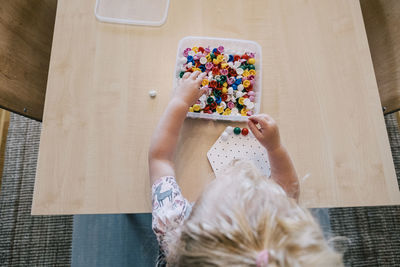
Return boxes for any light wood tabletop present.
[32,0,400,215]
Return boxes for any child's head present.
[165,160,343,266]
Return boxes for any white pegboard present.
[207,127,271,177]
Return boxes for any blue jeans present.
[71,214,158,267]
[71,210,330,267]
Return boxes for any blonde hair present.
[164,160,343,266]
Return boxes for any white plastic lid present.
[95,0,170,26]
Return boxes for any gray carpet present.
[0,114,73,266]
[0,112,399,266]
[328,114,400,267]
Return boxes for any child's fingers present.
[196,72,207,82]
[190,71,201,80]
[182,72,191,79]
[248,120,263,140]
[199,87,208,96]
[249,115,268,129]
[256,114,277,129]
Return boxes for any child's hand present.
[248,114,281,151]
[174,71,208,107]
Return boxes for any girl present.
[148,71,343,266]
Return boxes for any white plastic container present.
[95,0,170,27]
[173,36,262,122]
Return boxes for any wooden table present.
[32,0,400,215]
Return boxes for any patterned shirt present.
[152,176,192,251]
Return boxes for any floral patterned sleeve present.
[152,176,192,249]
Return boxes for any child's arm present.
[148,71,207,185]
[248,114,299,200]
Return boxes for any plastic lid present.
[95,0,170,26]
